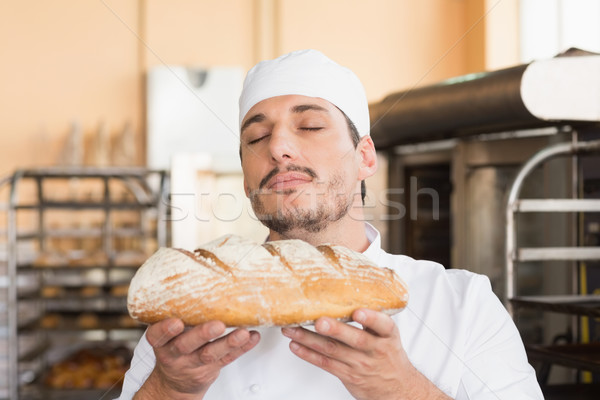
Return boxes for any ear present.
[357,136,378,180]
[243,177,250,198]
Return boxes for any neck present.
[268,213,370,252]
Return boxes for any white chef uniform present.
[115,223,543,400]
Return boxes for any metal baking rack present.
[0,167,169,400]
[506,138,600,392]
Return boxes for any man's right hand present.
[133,318,260,399]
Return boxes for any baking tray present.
[510,295,600,318]
[526,342,600,372]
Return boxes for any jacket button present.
[250,384,261,393]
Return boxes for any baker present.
[117,49,543,399]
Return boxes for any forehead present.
[241,95,339,125]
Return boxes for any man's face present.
[239,95,366,236]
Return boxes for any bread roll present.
[77,313,99,328]
[127,235,408,327]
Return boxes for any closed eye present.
[300,127,323,131]
[247,135,268,145]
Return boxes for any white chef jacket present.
[116,224,543,399]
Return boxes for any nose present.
[268,124,297,163]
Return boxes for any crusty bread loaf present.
[127,234,408,327]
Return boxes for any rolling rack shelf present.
[506,139,600,380]
[0,167,170,400]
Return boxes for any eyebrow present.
[240,113,266,135]
[291,103,330,114]
[240,103,330,136]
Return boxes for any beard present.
[249,166,353,235]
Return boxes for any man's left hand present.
[281,308,450,400]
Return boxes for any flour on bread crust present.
[127,234,409,327]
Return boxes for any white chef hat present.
[239,49,370,137]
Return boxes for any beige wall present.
[0,1,141,176]
[0,0,491,177]
[484,0,520,70]
[277,0,480,102]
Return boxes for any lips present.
[266,172,313,191]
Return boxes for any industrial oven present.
[369,49,600,397]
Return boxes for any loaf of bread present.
[127,234,409,327]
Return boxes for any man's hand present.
[134,318,260,399]
[281,309,451,400]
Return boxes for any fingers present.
[142,320,261,395]
[288,336,349,376]
[148,318,261,368]
[171,322,226,356]
[282,311,408,400]
[282,309,397,357]
[192,328,255,365]
[146,318,186,347]
[281,324,353,374]
[147,319,226,353]
[351,308,396,338]
[315,318,359,345]
[312,309,395,352]
[217,330,261,366]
